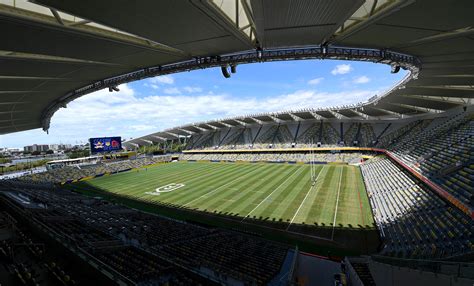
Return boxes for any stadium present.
[0,1,473,285]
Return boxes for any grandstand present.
[1,0,474,285]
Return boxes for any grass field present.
[75,161,374,238]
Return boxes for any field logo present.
[145,183,185,195]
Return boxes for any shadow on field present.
[67,182,381,257]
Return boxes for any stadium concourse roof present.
[1,1,473,137]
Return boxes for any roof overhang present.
[0,0,472,136]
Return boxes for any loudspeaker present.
[221,66,231,78]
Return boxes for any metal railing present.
[372,254,474,280]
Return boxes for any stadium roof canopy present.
[1,0,473,136]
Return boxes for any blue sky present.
[0,60,406,148]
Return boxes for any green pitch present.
[76,162,374,231]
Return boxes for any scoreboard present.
[89,137,122,154]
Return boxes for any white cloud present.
[353,75,370,84]
[163,87,181,94]
[331,64,352,75]
[307,77,324,85]
[129,124,156,132]
[149,75,174,85]
[182,86,203,93]
[55,85,378,132]
[0,83,382,148]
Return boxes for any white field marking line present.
[145,183,186,195]
[241,166,305,222]
[330,167,344,241]
[182,165,267,207]
[136,163,249,197]
[286,166,326,231]
[107,163,219,191]
[135,164,232,199]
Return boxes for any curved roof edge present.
[121,47,426,147]
[41,45,420,132]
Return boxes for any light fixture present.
[221,66,231,78]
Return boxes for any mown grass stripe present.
[154,163,255,203]
[330,166,344,240]
[267,166,316,221]
[181,164,268,207]
[90,162,236,197]
[286,166,326,230]
[88,162,212,191]
[220,165,299,214]
[76,162,373,231]
[138,163,243,198]
[242,165,305,222]
[234,165,309,218]
[304,166,337,224]
[165,164,258,205]
[198,163,282,211]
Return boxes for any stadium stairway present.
[346,257,376,286]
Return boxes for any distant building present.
[23,144,50,153]
[48,144,71,151]
[49,144,59,151]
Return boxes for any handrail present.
[344,257,365,286]
[371,254,474,279]
[372,254,474,267]
[287,246,299,285]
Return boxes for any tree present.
[67,149,90,159]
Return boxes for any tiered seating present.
[254,125,279,147]
[181,113,471,156]
[297,123,321,144]
[361,157,474,259]
[179,152,368,163]
[220,127,253,147]
[344,123,358,145]
[359,123,376,147]
[0,212,78,285]
[43,220,122,247]
[387,119,434,150]
[321,123,340,145]
[193,131,221,149]
[19,156,170,184]
[375,120,425,148]
[95,247,171,283]
[159,231,288,285]
[272,125,294,148]
[1,183,289,285]
[95,247,212,285]
[388,113,473,208]
[437,164,474,207]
